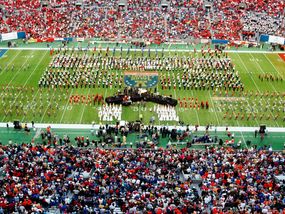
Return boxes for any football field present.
[0,48,284,127]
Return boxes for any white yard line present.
[5,50,35,86]
[249,53,279,93]
[40,90,57,123]
[59,89,74,123]
[20,51,51,122]
[235,55,262,93]
[2,51,46,121]
[244,98,259,126]
[0,50,22,75]
[208,91,221,126]
[249,53,281,126]
[263,53,284,78]
[236,53,279,127]
[22,51,48,85]
[227,100,249,149]
[20,88,40,122]
[190,91,201,126]
[228,101,241,128]
[79,88,91,124]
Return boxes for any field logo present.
[124,71,158,88]
[278,53,285,62]
[0,49,8,58]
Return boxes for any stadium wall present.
[1,122,285,133]
[260,34,285,45]
[0,31,26,41]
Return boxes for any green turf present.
[0,127,284,151]
[0,39,275,52]
[0,50,284,127]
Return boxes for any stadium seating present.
[0,0,283,42]
[0,143,284,213]
[0,0,285,213]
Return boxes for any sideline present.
[0,122,284,133]
[0,47,284,54]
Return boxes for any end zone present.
[278,53,285,62]
[0,49,8,58]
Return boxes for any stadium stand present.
[0,0,284,42]
[0,143,284,213]
[0,0,285,213]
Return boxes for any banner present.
[36,38,55,43]
[1,32,18,41]
[75,38,85,42]
[200,39,209,44]
[54,38,65,41]
[260,34,269,42]
[124,71,159,88]
[1,31,26,41]
[17,32,26,39]
[260,34,285,44]
[268,35,285,45]
[64,38,73,42]
[212,39,228,44]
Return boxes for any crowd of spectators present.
[210,0,284,40]
[242,12,282,40]
[0,0,284,42]
[0,141,284,213]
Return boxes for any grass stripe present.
[0,50,283,127]
[236,53,279,127]
[0,50,23,75]
[208,91,220,126]
[249,53,278,93]
[59,89,74,123]
[263,53,284,78]
[190,90,200,125]
[79,88,91,124]
[5,51,35,86]
[2,51,47,121]
[40,90,57,123]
